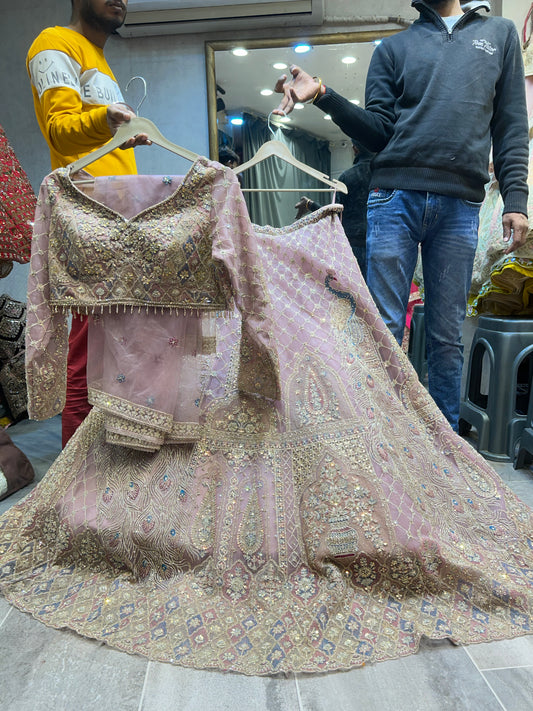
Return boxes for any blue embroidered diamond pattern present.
[472,607,489,624]
[0,560,15,579]
[510,609,530,630]
[174,639,192,661]
[345,615,361,638]
[270,620,287,640]
[186,615,203,636]
[387,597,402,612]
[38,602,60,616]
[356,640,373,657]
[34,578,53,594]
[235,636,253,656]
[65,583,83,599]
[267,643,286,670]
[319,638,336,657]
[522,568,533,583]
[242,615,258,632]
[316,604,329,630]
[87,605,102,622]
[421,600,438,617]
[436,618,452,634]
[400,618,414,632]
[120,603,135,618]
[59,565,75,577]
[492,581,510,603]
[151,621,167,641]
[102,623,120,637]
[165,596,180,614]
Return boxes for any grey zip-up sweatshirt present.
[315,0,528,214]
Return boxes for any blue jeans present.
[366,189,480,431]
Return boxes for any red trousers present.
[62,314,92,447]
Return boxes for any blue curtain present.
[240,113,331,227]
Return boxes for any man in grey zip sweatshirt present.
[274,0,529,433]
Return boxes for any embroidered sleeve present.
[211,166,280,401]
[25,176,69,419]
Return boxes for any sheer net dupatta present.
[87,310,217,451]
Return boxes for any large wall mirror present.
[205,30,397,226]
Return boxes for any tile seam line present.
[0,605,12,629]
[137,659,151,711]
[464,647,508,711]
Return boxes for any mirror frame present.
[205,30,399,160]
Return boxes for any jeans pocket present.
[367,188,397,206]
[460,198,483,208]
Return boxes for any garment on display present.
[235,114,347,195]
[1,159,533,676]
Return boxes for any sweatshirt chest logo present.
[472,39,497,56]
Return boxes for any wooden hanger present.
[234,113,347,194]
[68,76,198,174]
[67,116,199,174]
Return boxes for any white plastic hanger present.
[68,76,199,174]
[234,113,348,194]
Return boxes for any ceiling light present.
[323,114,332,121]
[230,117,244,125]
[232,48,248,57]
[350,99,361,105]
[342,56,356,64]
[273,62,287,70]
[373,40,382,46]
[261,89,273,96]
[294,44,311,54]
[294,103,304,110]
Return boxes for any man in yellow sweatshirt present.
[27,0,148,446]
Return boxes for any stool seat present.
[459,315,533,461]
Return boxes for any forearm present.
[314,88,392,153]
[42,88,112,155]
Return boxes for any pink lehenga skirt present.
[1,207,533,675]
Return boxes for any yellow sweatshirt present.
[27,26,137,176]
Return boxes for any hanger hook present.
[125,75,147,116]
[267,110,285,138]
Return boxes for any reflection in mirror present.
[206,32,396,227]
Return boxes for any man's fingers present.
[274,74,288,93]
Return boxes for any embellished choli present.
[26,159,279,448]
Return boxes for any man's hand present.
[502,212,529,254]
[273,65,322,116]
[106,102,151,149]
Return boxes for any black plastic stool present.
[407,304,427,383]
[459,315,533,461]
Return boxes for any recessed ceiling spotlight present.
[230,117,244,125]
[373,40,382,46]
[342,56,356,64]
[261,89,273,96]
[294,44,311,54]
[294,103,305,110]
[232,48,248,57]
[350,99,361,105]
[323,114,332,121]
[273,62,288,70]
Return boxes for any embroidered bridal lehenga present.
[0,158,532,675]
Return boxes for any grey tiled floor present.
[1,401,533,709]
